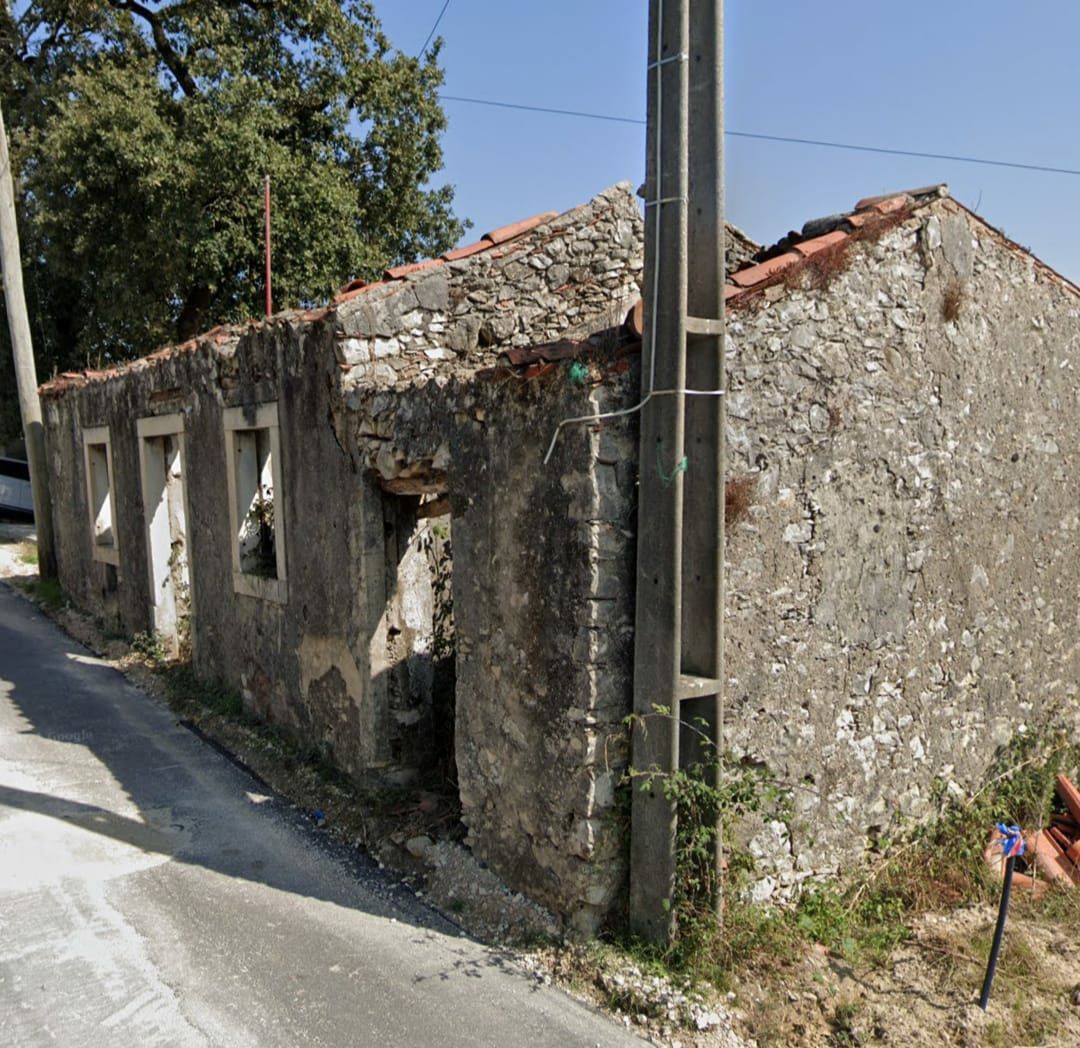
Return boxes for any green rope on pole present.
[566,361,590,386]
[656,442,689,486]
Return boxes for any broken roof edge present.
[724,183,1079,310]
[37,324,243,399]
[37,182,643,400]
[332,181,638,305]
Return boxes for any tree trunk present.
[177,285,211,341]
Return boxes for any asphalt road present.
[0,582,643,1047]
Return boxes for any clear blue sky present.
[374,2,1080,282]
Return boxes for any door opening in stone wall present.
[382,486,456,796]
[137,417,191,658]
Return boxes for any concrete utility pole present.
[0,100,56,577]
[630,0,725,943]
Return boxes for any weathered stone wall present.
[342,351,639,933]
[40,322,392,777]
[39,184,646,931]
[331,183,644,389]
[723,198,1079,898]
[41,182,1075,932]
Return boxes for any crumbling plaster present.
[40,183,646,932]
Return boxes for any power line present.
[440,94,645,127]
[418,1,452,58]
[726,130,1080,179]
[438,94,1080,178]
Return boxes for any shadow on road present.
[0,581,531,989]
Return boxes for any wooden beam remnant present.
[416,495,451,519]
[376,470,448,497]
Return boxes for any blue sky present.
[374,2,1080,282]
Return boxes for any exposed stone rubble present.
[332,183,644,390]
[38,184,645,934]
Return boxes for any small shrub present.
[17,576,66,611]
[804,241,852,291]
[941,279,964,322]
[725,475,758,526]
[131,630,168,664]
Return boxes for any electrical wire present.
[440,94,645,126]
[418,0,452,58]
[439,94,1080,178]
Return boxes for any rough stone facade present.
[40,184,644,932]
[721,194,1079,898]
[38,181,1078,929]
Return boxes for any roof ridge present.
[37,183,642,398]
[724,186,948,308]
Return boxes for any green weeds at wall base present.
[15,575,66,612]
[621,722,1080,994]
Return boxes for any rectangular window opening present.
[83,427,118,565]
[235,428,277,578]
[224,404,286,602]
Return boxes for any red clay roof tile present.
[729,252,800,288]
[872,195,911,215]
[793,230,849,258]
[442,238,493,262]
[332,285,370,305]
[854,192,911,214]
[384,257,445,281]
[484,211,558,246]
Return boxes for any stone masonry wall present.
[723,198,1079,899]
[342,351,639,934]
[331,183,644,390]
[39,184,646,931]
[41,181,1076,931]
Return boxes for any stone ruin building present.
[40,182,1078,930]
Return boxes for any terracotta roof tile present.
[721,185,953,310]
[793,230,848,259]
[442,238,493,262]
[332,285,371,305]
[383,257,444,281]
[484,211,559,246]
[729,252,800,288]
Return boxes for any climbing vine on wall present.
[420,520,454,662]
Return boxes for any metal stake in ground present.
[979,823,1024,1010]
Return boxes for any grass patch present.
[159,661,244,719]
[16,575,66,611]
[615,728,1080,992]
[19,545,38,566]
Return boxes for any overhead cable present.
[418,0,452,58]
[439,94,1080,177]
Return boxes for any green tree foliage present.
[0,0,464,443]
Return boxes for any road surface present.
[0,581,642,1047]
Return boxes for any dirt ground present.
[3,532,1079,1047]
[733,903,1080,1047]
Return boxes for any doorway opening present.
[381,479,456,794]
[137,416,191,657]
